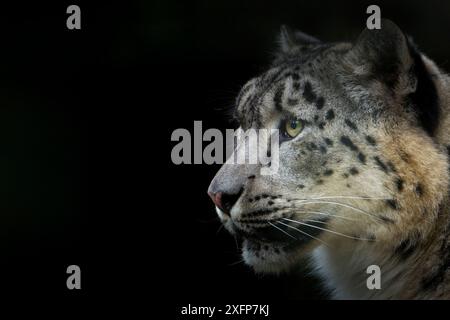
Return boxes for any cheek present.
[280,142,332,180]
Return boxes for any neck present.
[311,202,450,299]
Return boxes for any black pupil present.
[290,120,297,129]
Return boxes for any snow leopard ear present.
[278,25,321,53]
[347,19,414,90]
[348,19,440,136]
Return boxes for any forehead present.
[235,43,352,128]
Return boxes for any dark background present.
[0,0,449,302]
[158,0,450,302]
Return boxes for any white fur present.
[312,243,410,299]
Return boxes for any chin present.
[215,206,323,274]
[241,238,313,274]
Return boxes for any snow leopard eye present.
[281,118,304,139]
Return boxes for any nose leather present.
[208,191,223,210]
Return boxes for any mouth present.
[218,209,331,273]
[230,215,330,251]
[236,217,329,273]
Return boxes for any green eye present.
[284,118,304,138]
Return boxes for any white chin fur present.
[241,240,299,274]
[216,206,227,220]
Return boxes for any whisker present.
[276,221,329,247]
[227,259,245,267]
[308,196,390,201]
[294,210,356,222]
[216,224,225,235]
[268,221,297,240]
[304,219,328,225]
[282,218,376,242]
[232,235,240,250]
[236,210,355,225]
[290,199,381,222]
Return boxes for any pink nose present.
[207,189,242,216]
[208,191,224,211]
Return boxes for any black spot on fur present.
[380,216,395,224]
[395,178,404,192]
[324,138,333,146]
[248,175,255,179]
[254,196,261,201]
[274,85,284,111]
[358,152,366,164]
[293,82,301,91]
[415,183,424,196]
[315,97,325,109]
[290,72,300,81]
[325,109,335,120]
[303,81,317,103]
[399,150,410,163]
[366,136,377,146]
[268,201,274,205]
[287,98,298,106]
[374,156,389,173]
[308,142,317,150]
[313,115,319,123]
[324,169,333,176]
[387,161,397,173]
[317,179,324,184]
[319,146,327,154]
[386,199,399,210]
[344,119,358,131]
[318,122,326,130]
[298,184,304,189]
[349,167,359,175]
[394,237,419,260]
[262,194,269,198]
[340,136,358,151]
[346,183,351,188]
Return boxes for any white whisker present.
[294,210,356,222]
[291,199,380,222]
[227,259,245,267]
[304,219,328,225]
[282,218,376,242]
[309,196,389,201]
[276,221,329,246]
[216,224,225,235]
[268,221,297,240]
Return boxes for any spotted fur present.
[208,20,450,299]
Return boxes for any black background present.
[0,0,449,305]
